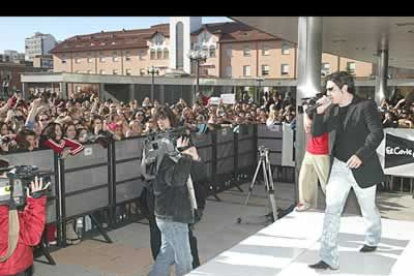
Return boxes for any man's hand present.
[316,95,332,114]
[182,146,200,161]
[347,154,362,169]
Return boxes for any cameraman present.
[144,105,206,276]
[0,159,47,276]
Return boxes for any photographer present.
[0,159,47,276]
[144,105,207,276]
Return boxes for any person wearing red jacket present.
[40,122,84,158]
[0,160,47,276]
[40,122,84,245]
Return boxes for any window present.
[226,66,232,77]
[61,55,66,64]
[243,65,251,77]
[139,50,145,60]
[282,43,290,55]
[322,63,331,76]
[126,69,132,76]
[262,64,270,76]
[157,49,162,59]
[243,45,251,57]
[113,69,119,75]
[262,44,270,56]
[125,51,131,61]
[75,57,81,64]
[99,52,105,62]
[87,52,93,63]
[113,51,118,62]
[100,70,105,75]
[154,34,164,46]
[209,45,216,58]
[347,62,356,74]
[150,49,156,60]
[281,64,289,75]
[163,48,169,59]
[140,68,146,76]
[202,45,208,54]
[226,45,232,57]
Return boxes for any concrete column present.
[160,84,165,104]
[99,83,105,101]
[60,82,67,99]
[295,17,323,179]
[129,84,135,102]
[22,82,28,100]
[375,34,389,105]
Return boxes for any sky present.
[0,16,232,53]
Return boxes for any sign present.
[209,97,221,105]
[220,93,235,104]
[84,147,93,156]
[385,134,414,169]
[377,128,414,177]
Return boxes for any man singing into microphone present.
[309,71,385,271]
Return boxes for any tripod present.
[237,146,278,224]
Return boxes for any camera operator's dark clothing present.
[140,158,208,268]
[152,154,194,224]
[0,197,46,276]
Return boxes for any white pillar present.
[295,17,323,176]
[375,34,389,105]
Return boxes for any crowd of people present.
[0,89,298,154]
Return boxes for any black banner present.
[385,133,414,169]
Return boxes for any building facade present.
[33,54,54,70]
[51,17,374,80]
[25,32,57,61]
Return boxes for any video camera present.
[142,127,193,180]
[0,165,52,207]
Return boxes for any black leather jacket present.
[152,153,195,224]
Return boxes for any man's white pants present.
[320,158,382,269]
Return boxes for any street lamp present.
[147,66,159,102]
[188,50,208,104]
[256,76,265,104]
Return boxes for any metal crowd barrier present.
[1,124,297,251]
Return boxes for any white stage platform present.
[187,211,414,276]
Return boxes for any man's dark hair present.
[325,71,356,95]
[153,105,178,128]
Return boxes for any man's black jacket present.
[311,96,385,188]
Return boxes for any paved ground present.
[32,181,414,276]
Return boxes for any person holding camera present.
[295,101,330,212]
[0,159,47,276]
[144,105,207,276]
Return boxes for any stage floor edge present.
[186,211,414,276]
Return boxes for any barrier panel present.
[3,149,57,223]
[215,128,235,176]
[257,124,283,166]
[191,132,213,180]
[113,137,146,205]
[237,125,256,172]
[63,143,110,219]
